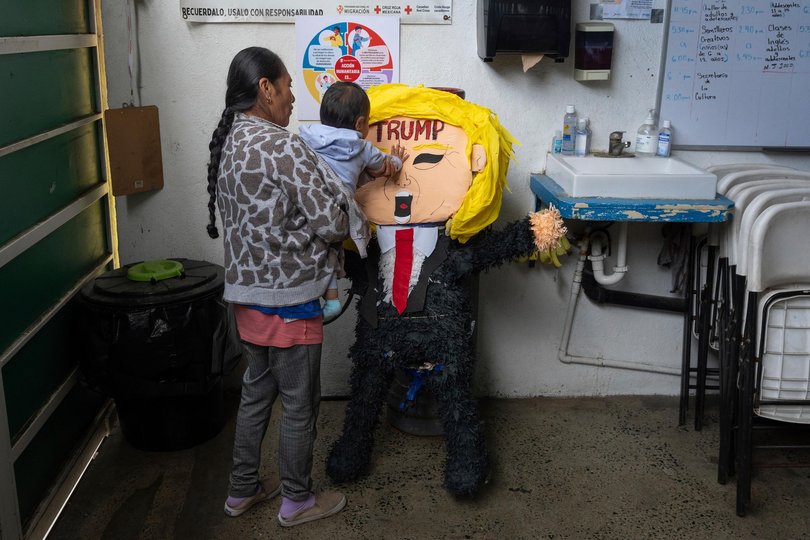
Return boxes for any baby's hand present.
[390,142,409,164]
[367,157,395,178]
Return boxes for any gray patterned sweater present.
[217,114,369,307]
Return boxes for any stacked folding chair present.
[681,164,808,431]
[696,164,810,515]
[733,200,810,515]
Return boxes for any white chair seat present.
[756,292,810,423]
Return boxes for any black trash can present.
[76,258,229,451]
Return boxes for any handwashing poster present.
[295,15,399,120]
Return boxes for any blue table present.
[530,173,733,428]
[530,174,734,222]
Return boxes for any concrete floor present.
[50,376,810,539]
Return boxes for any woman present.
[205,47,356,527]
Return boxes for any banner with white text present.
[180,1,452,24]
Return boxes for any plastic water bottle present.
[656,120,672,157]
[562,105,577,155]
[574,118,591,157]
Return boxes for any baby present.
[300,81,405,321]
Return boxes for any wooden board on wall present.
[104,105,164,196]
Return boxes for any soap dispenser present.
[635,109,658,156]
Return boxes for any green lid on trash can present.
[82,258,223,308]
[127,259,184,282]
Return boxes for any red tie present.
[393,228,414,314]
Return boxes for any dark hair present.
[205,47,286,239]
[319,82,370,131]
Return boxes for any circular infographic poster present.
[297,16,399,119]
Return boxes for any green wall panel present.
[0,123,102,246]
[0,201,109,354]
[2,305,81,440]
[14,384,104,529]
[0,49,97,147]
[0,1,90,37]
[1,2,110,532]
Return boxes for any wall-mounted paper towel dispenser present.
[477,0,571,62]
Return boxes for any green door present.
[0,1,117,537]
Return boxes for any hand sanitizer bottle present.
[634,109,658,156]
[574,118,591,156]
[562,105,577,155]
[656,120,672,157]
[552,130,563,153]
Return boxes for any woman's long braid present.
[206,107,235,239]
[206,47,283,239]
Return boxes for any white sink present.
[545,153,718,199]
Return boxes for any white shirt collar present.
[377,225,439,257]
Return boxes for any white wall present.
[101,1,810,397]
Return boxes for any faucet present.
[609,131,632,156]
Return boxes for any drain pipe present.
[588,222,628,285]
[581,270,685,313]
[557,238,681,376]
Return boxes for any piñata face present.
[355,116,473,225]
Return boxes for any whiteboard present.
[658,0,810,149]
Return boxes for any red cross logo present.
[404,5,412,15]
[374,5,381,14]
